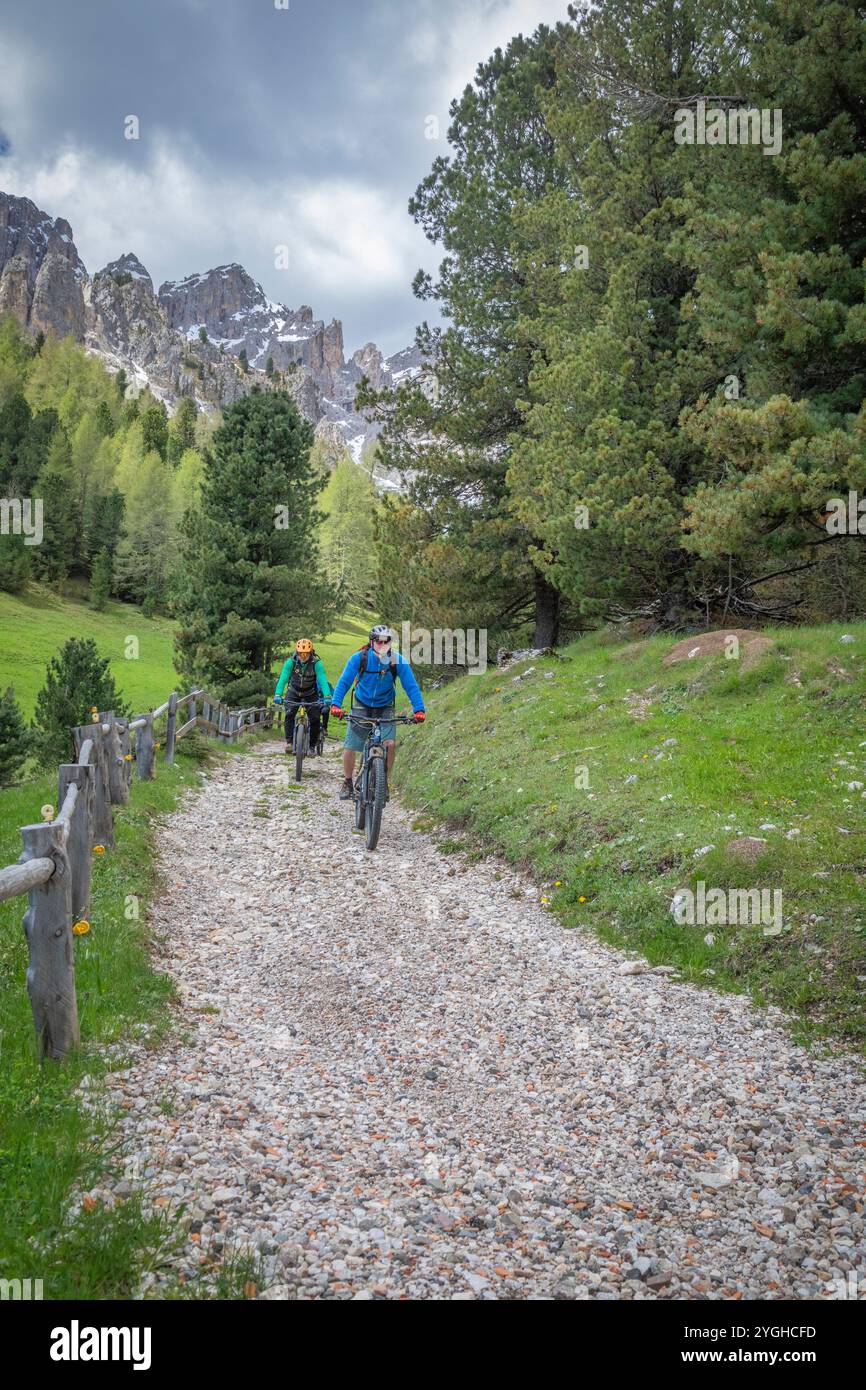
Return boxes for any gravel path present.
[101,741,866,1300]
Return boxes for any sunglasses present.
[373,636,392,645]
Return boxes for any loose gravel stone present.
[100,743,866,1299]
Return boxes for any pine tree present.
[90,546,113,610]
[167,396,197,465]
[31,638,129,767]
[238,348,249,373]
[32,429,79,586]
[0,685,30,786]
[0,532,31,593]
[358,24,569,646]
[140,400,169,459]
[266,356,275,378]
[94,399,115,438]
[173,388,334,703]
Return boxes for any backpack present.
[353,644,398,702]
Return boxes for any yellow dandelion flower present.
[72,920,90,936]
[579,895,586,903]
[92,844,105,855]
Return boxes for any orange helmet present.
[295,638,314,656]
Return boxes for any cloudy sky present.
[0,0,569,355]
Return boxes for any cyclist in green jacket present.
[274,638,332,756]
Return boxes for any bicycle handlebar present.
[334,711,419,725]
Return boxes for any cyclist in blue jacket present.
[330,623,425,800]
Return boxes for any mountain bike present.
[282,699,327,782]
[333,710,419,851]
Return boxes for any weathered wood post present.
[116,719,133,787]
[165,692,178,764]
[202,695,210,727]
[57,762,95,923]
[99,711,129,805]
[218,704,228,743]
[19,820,79,1060]
[136,713,155,780]
[72,725,114,848]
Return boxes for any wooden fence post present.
[19,820,79,1060]
[57,763,94,923]
[72,724,114,848]
[136,713,155,780]
[165,692,178,764]
[116,719,133,787]
[202,695,210,727]
[99,711,129,805]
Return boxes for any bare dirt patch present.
[663,629,774,669]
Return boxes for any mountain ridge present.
[0,190,421,475]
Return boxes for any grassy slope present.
[397,621,866,1050]
[0,586,177,717]
[0,585,373,717]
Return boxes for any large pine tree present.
[173,388,334,703]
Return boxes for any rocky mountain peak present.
[0,188,426,478]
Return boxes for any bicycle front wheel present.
[294,723,307,781]
[365,755,386,851]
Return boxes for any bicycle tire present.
[294,722,307,782]
[365,754,386,851]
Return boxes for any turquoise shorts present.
[344,703,396,751]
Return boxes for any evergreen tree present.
[90,546,113,610]
[94,399,115,438]
[173,388,333,703]
[16,408,60,494]
[0,391,32,488]
[0,532,31,593]
[84,487,125,563]
[115,368,128,400]
[168,395,198,465]
[0,685,30,785]
[140,400,169,459]
[32,429,79,586]
[31,638,129,767]
[266,356,275,378]
[237,348,249,373]
[358,24,569,646]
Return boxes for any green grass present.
[0,585,374,719]
[0,584,178,717]
[396,620,866,1051]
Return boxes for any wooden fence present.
[0,689,275,1060]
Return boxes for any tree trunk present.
[532,573,561,648]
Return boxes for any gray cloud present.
[0,0,569,354]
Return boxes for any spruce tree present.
[173,387,334,703]
[0,532,31,593]
[32,638,129,767]
[0,685,30,786]
[90,546,113,610]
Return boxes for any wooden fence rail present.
[0,689,275,1060]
